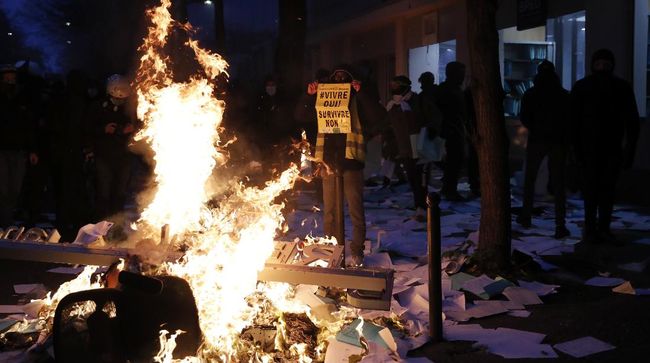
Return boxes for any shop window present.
[546,11,586,89]
[407,39,456,93]
[500,11,585,117]
[502,26,554,117]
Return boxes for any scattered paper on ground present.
[585,276,626,287]
[553,336,615,358]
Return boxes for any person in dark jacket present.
[308,65,385,266]
[86,74,137,221]
[436,62,469,201]
[570,49,640,245]
[255,75,289,145]
[417,72,442,137]
[385,75,427,221]
[0,65,38,227]
[517,60,570,239]
[48,70,94,239]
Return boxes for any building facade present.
[304,0,650,175]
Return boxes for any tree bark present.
[466,0,512,273]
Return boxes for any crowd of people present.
[0,47,641,261]
[0,64,139,240]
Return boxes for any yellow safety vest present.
[314,95,365,163]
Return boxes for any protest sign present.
[316,83,351,133]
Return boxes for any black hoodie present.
[570,49,640,164]
[520,69,570,145]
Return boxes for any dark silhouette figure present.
[436,62,469,201]
[417,72,442,137]
[86,74,137,221]
[570,49,640,245]
[48,70,94,240]
[385,75,427,220]
[0,65,38,227]
[518,60,571,239]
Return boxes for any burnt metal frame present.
[0,239,394,310]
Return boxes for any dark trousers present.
[521,143,567,226]
[322,169,366,256]
[53,155,91,239]
[22,160,49,224]
[442,134,464,194]
[398,157,427,210]
[0,151,26,226]
[582,155,621,233]
[95,156,131,220]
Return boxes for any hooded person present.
[47,69,94,239]
[436,61,469,201]
[518,60,571,238]
[306,64,385,266]
[417,71,442,137]
[384,75,427,220]
[85,74,138,222]
[570,49,640,245]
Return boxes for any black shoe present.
[554,225,570,239]
[516,215,532,228]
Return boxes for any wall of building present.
[305,0,650,171]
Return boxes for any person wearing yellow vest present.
[307,65,385,266]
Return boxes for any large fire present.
[11,1,367,361]
[133,0,318,360]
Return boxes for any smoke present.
[0,0,68,73]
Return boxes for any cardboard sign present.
[316,83,352,134]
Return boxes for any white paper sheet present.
[553,336,615,358]
[460,274,495,297]
[445,324,555,358]
[517,280,560,296]
[13,284,45,294]
[465,301,508,318]
[584,276,626,287]
[508,310,532,318]
[503,287,543,305]
[324,337,364,363]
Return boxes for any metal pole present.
[335,170,345,267]
[427,192,443,341]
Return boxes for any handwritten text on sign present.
[316,83,351,133]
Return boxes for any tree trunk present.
[212,0,226,53]
[275,0,306,94]
[466,0,512,273]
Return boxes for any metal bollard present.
[335,172,345,267]
[427,192,443,342]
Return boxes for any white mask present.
[265,86,277,96]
